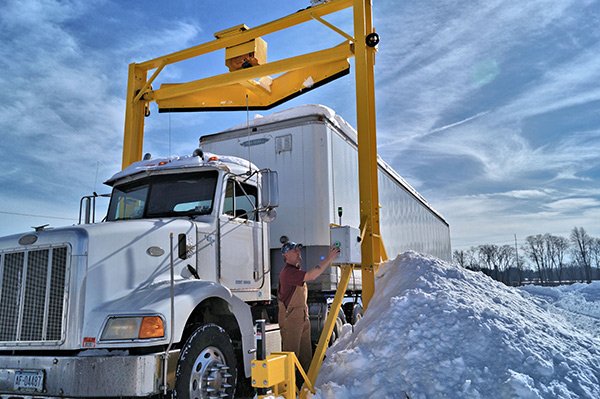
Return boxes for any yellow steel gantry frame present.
[121,0,387,395]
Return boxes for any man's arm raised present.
[304,247,341,282]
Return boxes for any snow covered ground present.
[313,252,600,399]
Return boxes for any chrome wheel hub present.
[189,346,233,399]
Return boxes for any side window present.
[109,185,148,220]
[223,179,258,221]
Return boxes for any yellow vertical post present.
[300,266,352,399]
[122,63,148,169]
[354,0,381,310]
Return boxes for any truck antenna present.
[93,160,100,193]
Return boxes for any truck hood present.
[0,219,211,258]
[0,219,215,350]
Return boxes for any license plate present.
[14,369,44,392]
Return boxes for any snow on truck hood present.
[315,252,600,399]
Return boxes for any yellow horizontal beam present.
[148,41,352,102]
[137,0,352,71]
[157,59,349,111]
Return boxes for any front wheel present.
[174,324,237,399]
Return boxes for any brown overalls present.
[278,283,312,372]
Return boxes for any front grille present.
[0,246,69,343]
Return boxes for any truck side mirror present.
[260,170,279,209]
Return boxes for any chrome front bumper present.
[0,350,180,398]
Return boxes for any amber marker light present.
[139,316,165,339]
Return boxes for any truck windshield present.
[107,171,218,221]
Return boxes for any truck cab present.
[0,150,278,398]
[105,151,275,302]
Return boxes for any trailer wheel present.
[352,303,363,325]
[174,324,237,399]
[329,308,346,346]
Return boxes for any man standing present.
[277,237,340,372]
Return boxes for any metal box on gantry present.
[330,226,361,264]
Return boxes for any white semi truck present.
[0,105,450,399]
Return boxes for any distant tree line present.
[453,227,600,286]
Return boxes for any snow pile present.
[314,252,600,399]
[521,283,600,339]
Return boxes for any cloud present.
[375,0,577,134]
[373,0,600,191]
[440,193,600,250]
[545,198,600,211]
[0,0,201,235]
[427,111,490,135]
[1,0,599,251]
[497,190,553,200]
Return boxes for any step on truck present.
[0,105,450,398]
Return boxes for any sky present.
[0,0,599,251]
[314,252,600,398]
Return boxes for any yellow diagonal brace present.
[311,14,355,42]
[380,236,389,262]
[300,265,352,398]
[133,62,165,103]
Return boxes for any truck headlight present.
[101,316,165,341]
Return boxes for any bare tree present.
[546,234,569,283]
[454,248,480,271]
[591,237,600,277]
[465,247,479,270]
[523,235,548,284]
[453,250,467,268]
[570,227,593,283]
[497,245,515,284]
[460,229,595,285]
[475,244,515,283]
[478,244,499,280]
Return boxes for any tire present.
[352,303,363,325]
[174,324,237,399]
[329,308,346,346]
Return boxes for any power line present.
[0,210,76,221]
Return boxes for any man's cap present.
[281,241,303,254]
[280,235,303,254]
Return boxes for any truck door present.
[218,178,265,294]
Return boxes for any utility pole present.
[514,234,522,285]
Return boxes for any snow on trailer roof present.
[222,104,356,136]
[215,104,444,222]
[105,152,258,185]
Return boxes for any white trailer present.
[200,104,451,293]
[201,104,450,344]
[0,105,450,399]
